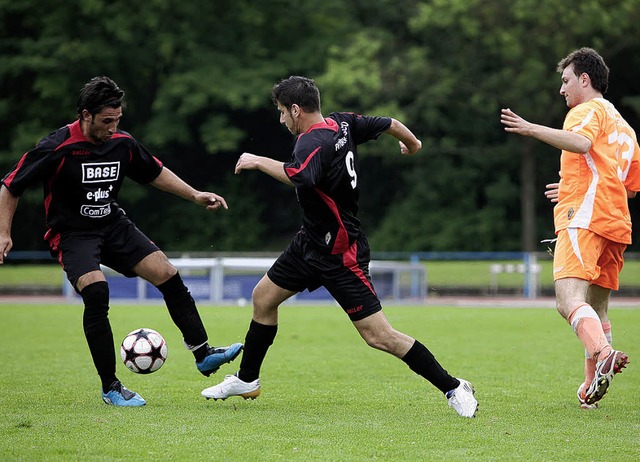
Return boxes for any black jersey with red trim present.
[284,112,391,254]
[2,120,163,234]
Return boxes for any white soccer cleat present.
[577,382,598,410]
[583,349,629,406]
[201,374,261,401]
[446,378,478,418]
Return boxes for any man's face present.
[82,106,122,144]
[559,64,585,109]
[276,101,298,135]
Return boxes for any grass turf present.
[2,259,640,290]
[1,302,639,461]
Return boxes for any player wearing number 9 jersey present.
[284,111,390,255]
[203,75,479,418]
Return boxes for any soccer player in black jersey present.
[0,76,242,406]
[201,76,478,417]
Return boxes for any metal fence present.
[62,257,427,304]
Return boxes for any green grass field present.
[1,302,639,461]
[2,258,640,290]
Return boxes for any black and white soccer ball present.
[120,328,168,374]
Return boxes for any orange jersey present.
[554,98,640,244]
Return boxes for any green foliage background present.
[2,0,640,252]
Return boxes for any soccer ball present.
[120,328,168,374]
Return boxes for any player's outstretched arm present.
[385,119,422,155]
[235,152,293,186]
[0,185,18,263]
[500,108,592,153]
[150,167,228,211]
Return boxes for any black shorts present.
[46,216,160,290]
[267,230,382,321]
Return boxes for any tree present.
[1,0,639,253]
[333,0,640,251]
[0,0,351,251]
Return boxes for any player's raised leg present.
[135,251,243,376]
[558,278,628,406]
[579,285,616,408]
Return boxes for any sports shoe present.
[101,381,146,407]
[196,343,243,377]
[576,382,597,410]
[201,374,261,400]
[446,378,478,418]
[583,349,629,406]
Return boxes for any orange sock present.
[583,321,612,384]
[584,356,596,386]
[567,304,610,359]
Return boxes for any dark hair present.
[76,76,126,118]
[271,75,321,112]
[557,47,609,94]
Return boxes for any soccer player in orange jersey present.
[500,47,640,408]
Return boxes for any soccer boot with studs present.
[583,349,629,406]
[446,378,478,418]
[196,343,243,377]
[101,380,146,407]
[201,374,260,401]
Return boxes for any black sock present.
[157,273,208,349]
[237,320,278,382]
[193,343,211,362]
[80,281,118,392]
[401,340,459,394]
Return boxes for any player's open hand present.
[545,182,560,203]
[501,108,534,136]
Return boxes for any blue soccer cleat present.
[196,343,243,377]
[101,381,146,407]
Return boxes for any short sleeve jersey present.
[283,112,391,254]
[555,98,640,244]
[2,120,163,233]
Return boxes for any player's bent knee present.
[556,300,587,320]
[251,293,279,319]
[76,270,107,293]
[364,338,388,352]
[80,280,109,305]
[252,276,292,310]
[136,252,178,286]
[360,330,393,352]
